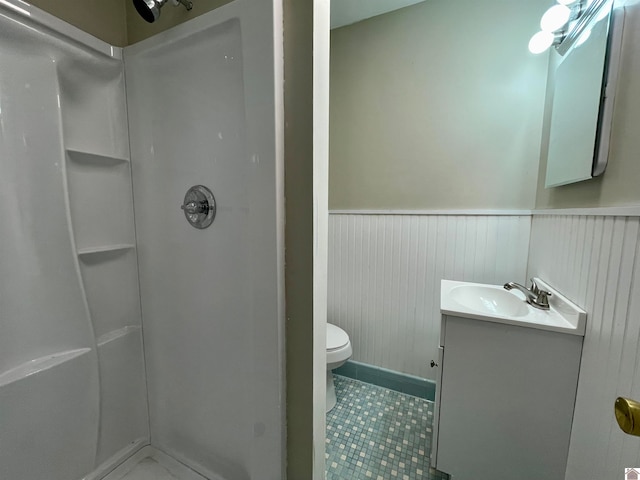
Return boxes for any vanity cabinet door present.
[431,346,444,467]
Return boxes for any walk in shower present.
[0,1,284,479]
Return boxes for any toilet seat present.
[327,323,349,351]
[325,323,352,412]
[326,323,352,412]
[326,323,352,368]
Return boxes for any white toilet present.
[326,323,352,412]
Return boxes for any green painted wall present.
[283,1,317,477]
[26,0,236,46]
[125,0,234,44]
[329,0,549,211]
[28,0,127,46]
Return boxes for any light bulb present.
[540,4,571,32]
[528,31,555,54]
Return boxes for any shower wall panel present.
[0,3,149,479]
[0,27,100,480]
[125,1,284,478]
[58,42,150,473]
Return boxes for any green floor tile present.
[326,375,449,480]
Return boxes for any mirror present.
[544,1,623,188]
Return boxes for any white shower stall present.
[0,1,285,479]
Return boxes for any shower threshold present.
[103,446,208,480]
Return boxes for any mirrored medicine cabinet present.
[544,1,624,188]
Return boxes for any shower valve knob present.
[430,360,438,368]
[181,185,216,229]
[181,201,208,215]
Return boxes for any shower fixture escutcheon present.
[133,0,193,24]
[181,185,216,229]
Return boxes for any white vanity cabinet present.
[432,280,586,480]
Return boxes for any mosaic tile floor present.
[326,375,449,480]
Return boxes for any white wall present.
[328,210,640,476]
[126,2,284,478]
[528,213,640,479]
[327,213,531,379]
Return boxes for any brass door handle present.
[615,397,640,436]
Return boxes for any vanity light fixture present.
[540,4,572,32]
[528,31,556,54]
[528,0,612,55]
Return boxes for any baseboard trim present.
[334,360,435,401]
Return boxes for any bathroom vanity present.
[432,279,586,480]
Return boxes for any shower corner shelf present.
[0,348,92,388]
[77,244,135,257]
[97,325,141,348]
[66,148,129,166]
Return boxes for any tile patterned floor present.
[326,375,449,480]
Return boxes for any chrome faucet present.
[504,278,552,310]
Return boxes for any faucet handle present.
[530,279,552,309]
[529,278,538,293]
[535,289,552,308]
[530,278,551,296]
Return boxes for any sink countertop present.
[440,279,587,336]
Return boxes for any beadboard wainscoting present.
[327,213,532,380]
[528,214,640,479]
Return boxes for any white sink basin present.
[441,279,587,336]
[449,285,529,317]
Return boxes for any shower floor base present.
[114,458,179,480]
[103,446,208,480]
